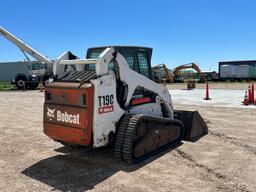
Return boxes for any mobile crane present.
[0,27,54,89]
[43,46,208,163]
[0,27,77,89]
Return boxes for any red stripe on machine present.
[132,97,151,105]
[98,106,114,114]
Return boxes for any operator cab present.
[86,46,153,80]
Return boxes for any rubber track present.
[113,115,133,159]
[122,115,143,163]
[114,114,184,164]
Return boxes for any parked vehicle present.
[203,71,219,81]
[152,63,205,83]
[219,61,256,81]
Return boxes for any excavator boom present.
[173,63,205,80]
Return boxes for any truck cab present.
[31,62,47,76]
[11,61,48,90]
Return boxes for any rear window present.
[87,49,136,70]
[86,48,151,79]
[86,49,114,71]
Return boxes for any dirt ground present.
[0,83,255,192]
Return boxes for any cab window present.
[31,63,46,70]
[86,50,114,70]
[137,52,149,78]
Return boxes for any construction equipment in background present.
[152,62,205,83]
[0,27,52,89]
[43,46,208,164]
[152,63,173,83]
[0,27,79,89]
[204,71,219,81]
[172,63,205,83]
[187,80,196,90]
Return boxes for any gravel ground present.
[0,83,255,192]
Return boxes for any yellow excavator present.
[152,63,173,83]
[152,63,205,83]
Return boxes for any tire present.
[15,78,26,90]
[28,82,39,90]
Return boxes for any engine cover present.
[43,82,94,146]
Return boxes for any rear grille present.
[59,71,97,82]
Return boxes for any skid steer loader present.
[43,46,207,163]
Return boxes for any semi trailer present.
[219,60,256,81]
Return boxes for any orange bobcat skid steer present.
[43,47,207,163]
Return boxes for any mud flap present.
[174,110,208,141]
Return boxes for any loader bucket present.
[174,110,208,141]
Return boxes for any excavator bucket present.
[174,110,208,141]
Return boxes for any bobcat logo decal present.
[47,107,55,121]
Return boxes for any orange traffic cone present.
[248,83,252,104]
[252,81,254,104]
[203,80,211,100]
[243,91,249,105]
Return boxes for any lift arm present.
[0,27,53,73]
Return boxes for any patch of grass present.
[0,82,15,91]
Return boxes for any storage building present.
[0,61,29,81]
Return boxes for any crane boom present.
[0,26,53,72]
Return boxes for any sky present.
[0,0,256,71]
